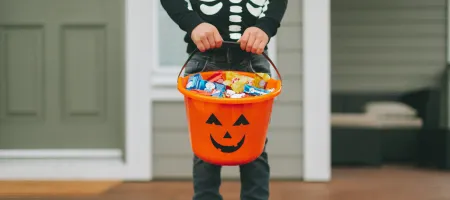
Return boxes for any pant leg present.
[193,155,223,200]
[232,51,272,75]
[239,140,270,200]
[239,53,271,200]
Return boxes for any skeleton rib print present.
[195,0,270,40]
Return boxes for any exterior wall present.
[332,0,447,92]
[152,0,304,179]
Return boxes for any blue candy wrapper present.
[186,74,202,90]
[243,84,270,96]
[185,73,225,98]
[211,89,224,98]
[197,79,226,93]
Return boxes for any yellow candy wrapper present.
[230,79,247,93]
[253,73,271,89]
[224,71,271,93]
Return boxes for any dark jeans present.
[184,48,271,200]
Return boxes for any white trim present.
[302,0,331,182]
[267,37,278,79]
[123,0,153,180]
[0,150,125,180]
[0,0,153,181]
[0,159,125,180]
[151,0,164,76]
[0,149,121,159]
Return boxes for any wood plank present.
[0,181,121,197]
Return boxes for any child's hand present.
[191,23,223,52]
[238,27,269,55]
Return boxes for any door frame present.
[0,0,152,181]
[0,0,331,181]
[302,0,331,181]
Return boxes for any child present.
[161,1,287,199]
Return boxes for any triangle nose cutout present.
[223,131,232,139]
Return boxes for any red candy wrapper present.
[207,71,224,83]
[191,89,212,96]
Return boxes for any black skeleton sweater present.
[160,0,288,53]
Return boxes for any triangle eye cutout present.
[233,114,249,126]
[206,114,222,126]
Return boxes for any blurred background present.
[0,0,450,199]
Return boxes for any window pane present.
[158,3,188,67]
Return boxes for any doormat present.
[0,181,121,197]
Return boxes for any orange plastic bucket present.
[177,42,283,166]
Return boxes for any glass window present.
[158,2,188,67]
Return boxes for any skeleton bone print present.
[195,0,270,40]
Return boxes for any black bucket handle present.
[176,41,282,84]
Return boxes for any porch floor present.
[2,166,450,200]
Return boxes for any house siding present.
[331,0,447,92]
[152,0,304,179]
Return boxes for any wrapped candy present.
[186,74,203,90]
[225,89,246,98]
[225,71,256,93]
[186,74,226,98]
[207,71,224,83]
[243,84,271,96]
[186,71,273,99]
[230,79,247,93]
[253,73,271,89]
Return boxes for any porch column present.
[302,0,331,181]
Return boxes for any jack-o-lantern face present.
[206,113,249,153]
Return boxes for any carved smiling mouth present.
[210,134,245,153]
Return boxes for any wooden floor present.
[3,166,450,200]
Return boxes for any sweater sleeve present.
[254,0,288,38]
[160,0,205,36]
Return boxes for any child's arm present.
[160,0,205,36]
[254,0,288,38]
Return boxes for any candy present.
[186,73,226,98]
[243,84,271,96]
[186,73,202,90]
[197,79,226,93]
[186,71,273,99]
[253,73,271,89]
[230,93,246,98]
[224,72,255,93]
[191,89,212,95]
[190,89,224,98]
[230,79,247,93]
[207,71,224,83]
[215,78,224,84]
[225,71,238,81]
[225,71,254,89]
[223,80,232,86]
[225,89,236,97]
[211,89,224,98]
